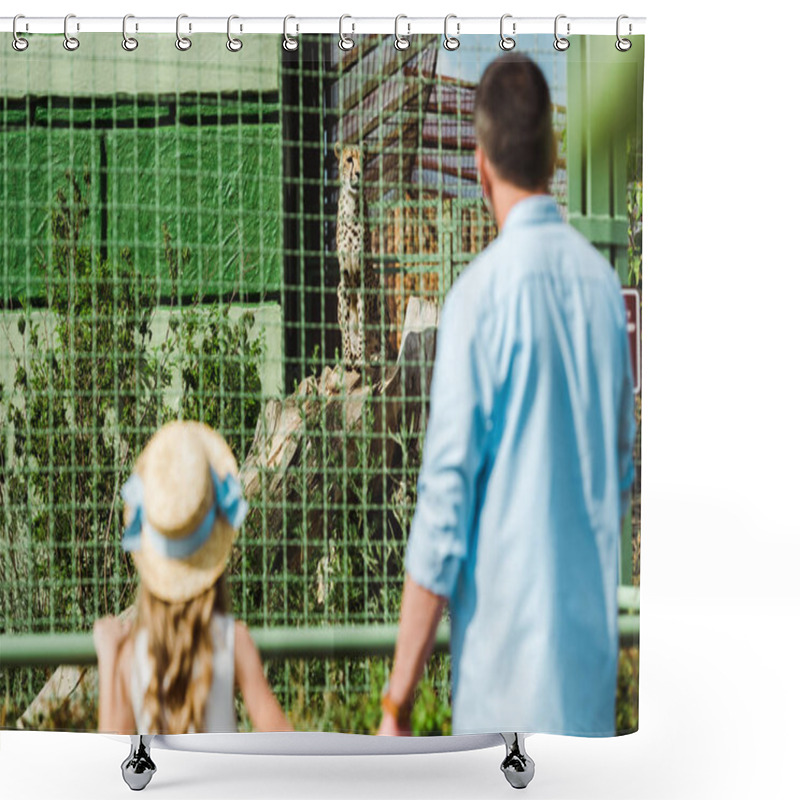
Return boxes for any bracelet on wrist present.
[381,681,412,726]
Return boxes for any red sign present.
[622,289,641,394]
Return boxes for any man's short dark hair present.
[474,53,554,192]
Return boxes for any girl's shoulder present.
[232,618,252,647]
[231,619,260,664]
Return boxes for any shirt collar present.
[502,194,562,231]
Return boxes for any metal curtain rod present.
[0,15,646,36]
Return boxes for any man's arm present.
[378,576,446,735]
[379,285,493,735]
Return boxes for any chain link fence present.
[1,33,635,734]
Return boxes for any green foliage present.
[246,373,416,627]
[2,171,159,629]
[616,647,639,734]
[177,305,262,461]
[237,655,451,736]
[409,655,452,735]
[0,171,265,629]
[160,224,265,465]
[0,170,264,723]
[627,181,642,286]
[626,137,643,287]
[226,363,446,735]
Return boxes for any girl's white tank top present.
[129,612,237,733]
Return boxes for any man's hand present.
[377,711,411,737]
[378,576,446,736]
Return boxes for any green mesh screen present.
[0,32,637,734]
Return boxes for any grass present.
[616,648,640,734]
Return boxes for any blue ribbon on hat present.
[121,469,248,559]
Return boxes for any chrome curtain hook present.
[122,14,138,51]
[63,13,79,51]
[176,13,192,51]
[12,14,29,52]
[283,15,298,51]
[394,15,410,51]
[227,15,243,52]
[339,15,355,51]
[616,14,632,51]
[499,14,516,51]
[554,14,570,51]
[443,14,460,51]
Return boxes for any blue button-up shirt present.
[406,195,636,736]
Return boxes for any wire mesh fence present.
[0,33,634,733]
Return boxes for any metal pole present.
[0,606,640,668]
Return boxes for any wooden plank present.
[420,116,476,150]
[427,81,566,122]
[336,49,436,145]
[428,82,476,116]
[419,153,477,182]
[337,36,438,115]
[336,34,384,75]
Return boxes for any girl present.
[93,421,291,734]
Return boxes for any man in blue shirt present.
[378,53,636,737]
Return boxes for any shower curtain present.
[0,27,643,738]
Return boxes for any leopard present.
[334,142,382,371]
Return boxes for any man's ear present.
[334,141,342,160]
[475,146,495,217]
[475,146,484,175]
[475,147,488,193]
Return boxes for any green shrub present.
[0,170,264,724]
[616,647,639,734]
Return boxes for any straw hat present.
[121,421,247,604]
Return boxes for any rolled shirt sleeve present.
[405,287,493,600]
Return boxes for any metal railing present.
[0,587,639,668]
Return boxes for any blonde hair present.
[135,575,230,734]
